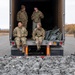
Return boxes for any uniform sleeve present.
[17,11,21,21]
[24,28,28,37]
[25,12,28,22]
[42,29,45,39]
[25,28,28,37]
[32,29,36,40]
[40,11,44,19]
[31,12,35,20]
[13,28,17,37]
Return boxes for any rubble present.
[0,56,75,75]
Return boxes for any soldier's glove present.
[22,35,24,37]
[17,35,21,38]
[33,37,36,40]
[22,34,27,37]
[13,34,17,37]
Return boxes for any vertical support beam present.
[58,0,63,32]
[9,0,12,41]
[12,0,15,31]
[62,0,65,41]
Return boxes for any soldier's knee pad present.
[21,38,26,42]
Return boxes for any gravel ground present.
[0,56,75,75]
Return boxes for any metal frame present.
[9,0,12,43]
[62,0,65,43]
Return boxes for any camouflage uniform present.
[32,27,45,50]
[13,27,28,49]
[31,10,44,31]
[17,10,28,28]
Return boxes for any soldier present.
[13,21,28,52]
[32,23,45,50]
[17,5,28,28]
[31,7,44,31]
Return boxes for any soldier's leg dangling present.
[21,37,27,53]
[35,37,40,50]
[15,37,20,50]
[38,37,43,50]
